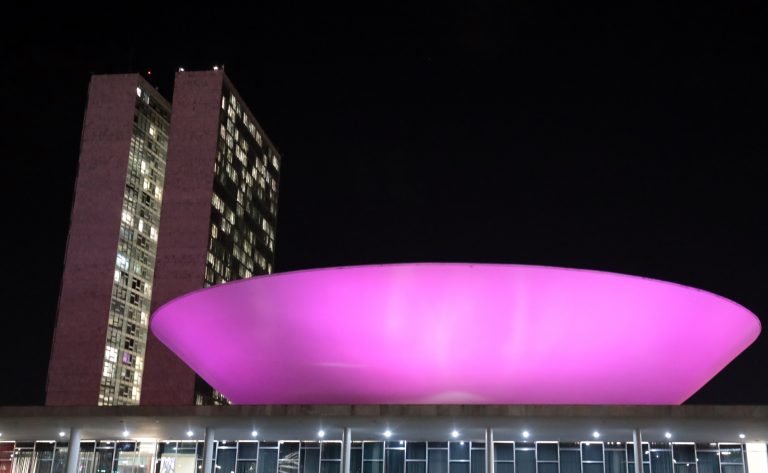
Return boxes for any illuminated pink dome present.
[150,263,760,404]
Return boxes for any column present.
[632,429,643,473]
[64,427,82,473]
[745,443,768,473]
[485,428,495,473]
[342,427,352,473]
[203,428,215,473]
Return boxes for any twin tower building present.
[46,70,281,407]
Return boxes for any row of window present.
[195,87,281,405]
[0,441,750,473]
[98,88,170,406]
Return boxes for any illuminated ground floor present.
[0,406,766,473]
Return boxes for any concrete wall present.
[140,71,224,405]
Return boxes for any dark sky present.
[4,5,767,405]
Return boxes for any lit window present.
[121,210,133,224]
[150,226,158,241]
[136,87,142,97]
[116,253,129,270]
[105,346,118,363]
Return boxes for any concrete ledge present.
[2,404,767,420]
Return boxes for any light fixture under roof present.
[665,432,672,439]
[451,430,459,438]
[592,431,600,439]
[213,66,219,71]
[179,67,185,72]
[251,430,258,437]
[739,434,746,439]
[522,431,530,438]
[186,430,194,437]
[318,430,325,438]
[123,430,130,438]
[59,432,66,438]
[384,430,392,438]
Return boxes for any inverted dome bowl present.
[150,263,760,404]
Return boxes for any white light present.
[0,432,3,437]
[665,432,672,439]
[251,430,258,437]
[384,430,392,438]
[738,434,745,439]
[460,441,465,446]
[213,66,219,71]
[186,430,194,437]
[59,432,66,438]
[451,430,459,438]
[592,431,600,439]
[522,431,530,439]
[179,67,185,72]
[400,441,404,445]
[123,430,130,438]
[318,430,325,438]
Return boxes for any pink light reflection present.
[150,264,760,404]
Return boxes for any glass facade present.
[0,441,758,473]
[98,86,170,406]
[196,84,281,406]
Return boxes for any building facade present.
[46,70,280,407]
[0,406,766,473]
[139,70,280,406]
[46,74,171,407]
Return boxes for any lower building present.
[0,406,766,473]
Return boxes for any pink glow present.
[150,264,760,404]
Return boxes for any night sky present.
[4,5,766,405]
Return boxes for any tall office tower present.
[46,74,171,406]
[140,70,280,405]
